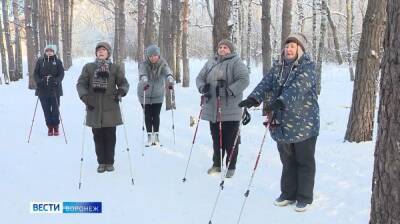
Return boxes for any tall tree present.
[297,0,305,32]
[346,0,355,80]
[213,0,232,53]
[344,0,387,142]
[245,0,252,68]
[171,0,180,82]
[12,0,22,80]
[60,0,73,70]
[261,0,272,116]
[312,0,317,60]
[316,0,327,95]
[0,3,9,84]
[181,0,190,87]
[369,0,400,222]
[136,0,145,62]
[281,0,292,49]
[113,0,126,70]
[25,0,38,89]
[2,0,15,81]
[325,3,343,64]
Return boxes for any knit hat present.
[217,39,235,53]
[44,44,57,54]
[284,33,308,51]
[146,44,161,57]
[95,42,112,58]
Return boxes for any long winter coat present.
[137,57,172,104]
[196,53,250,122]
[249,53,319,143]
[34,55,65,97]
[76,62,129,128]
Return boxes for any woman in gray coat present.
[196,39,250,178]
[137,44,174,146]
[77,42,129,173]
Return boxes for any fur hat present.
[217,39,235,53]
[284,33,308,51]
[146,44,161,57]
[95,42,112,58]
[44,44,57,54]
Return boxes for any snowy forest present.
[0,0,399,224]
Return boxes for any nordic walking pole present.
[236,119,270,224]
[120,100,135,185]
[170,87,176,145]
[27,97,39,143]
[78,114,86,189]
[54,92,68,144]
[141,87,147,156]
[216,84,223,180]
[182,96,205,183]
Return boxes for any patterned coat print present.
[249,53,319,143]
[137,57,172,104]
[196,53,250,122]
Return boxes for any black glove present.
[200,83,210,94]
[114,88,126,102]
[81,95,95,111]
[269,99,284,111]
[242,108,251,125]
[238,97,258,108]
[51,79,58,87]
[143,84,150,91]
[36,80,45,88]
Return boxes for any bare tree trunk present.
[316,0,327,95]
[326,3,344,64]
[113,0,125,71]
[273,0,280,58]
[246,0,252,68]
[2,0,15,81]
[312,0,317,60]
[344,0,387,142]
[25,0,38,89]
[281,0,292,49]
[32,0,39,56]
[38,0,47,51]
[240,0,245,59]
[205,0,214,24]
[182,0,190,87]
[158,0,165,53]
[346,0,355,80]
[66,0,73,68]
[213,0,232,53]
[0,3,9,84]
[53,0,60,48]
[297,0,305,32]
[231,0,240,47]
[161,1,175,110]
[12,0,23,80]
[262,0,272,116]
[171,0,179,82]
[174,0,183,83]
[369,1,400,222]
[60,0,73,70]
[136,0,145,62]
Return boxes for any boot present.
[145,133,152,147]
[105,164,115,172]
[153,132,160,146]
[47,125,53,136]
[97,164,106,173]
[207,166,221,175]
[225,169,235,178]
[53,125,59,136]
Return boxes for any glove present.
[242,108,251,125]
[51,79,58,87]
[114,88,126,102]
[81,95,95,111]
[140,76,148,83]
[167,75,174,89]
[143,84,150,91]
[200,83,210,94]
[36,79,45,88]
[268,99,284,111]
[238,97,259,108]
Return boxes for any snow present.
[0,59,374,223]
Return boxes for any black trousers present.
[209,121,240,170]
[277,136,317,204]
[92,127,116,165]
[141,103,162,133]
[39,95,60,126]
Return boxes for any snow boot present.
[207,166,221,175]
[274,196,295,207]
[47,125,53,136]
[105,164,114,172]
[226,169,235,178]
[153,132,160,146]
[53,125,59,136]
[97,164,106,173]
[145,133,152,147]
[294,201,310,212]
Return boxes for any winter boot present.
[105,164,115,172]
[207,166,221,175]
[97,164,106,173]
[53,125,59,136]
[145,133,152,147]
[225,169,236,178]
[294,201,310,212]
[274,196,295,207]
[47,125,53,136]
[153,132,160,146]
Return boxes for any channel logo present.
[30,202,102,214]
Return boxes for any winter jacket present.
[137,57,172,104]
[249,53,319,143]
[196,53,250,122]
[34,55,65,97]
[76,61,129,128]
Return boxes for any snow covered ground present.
[0,59,374,224]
